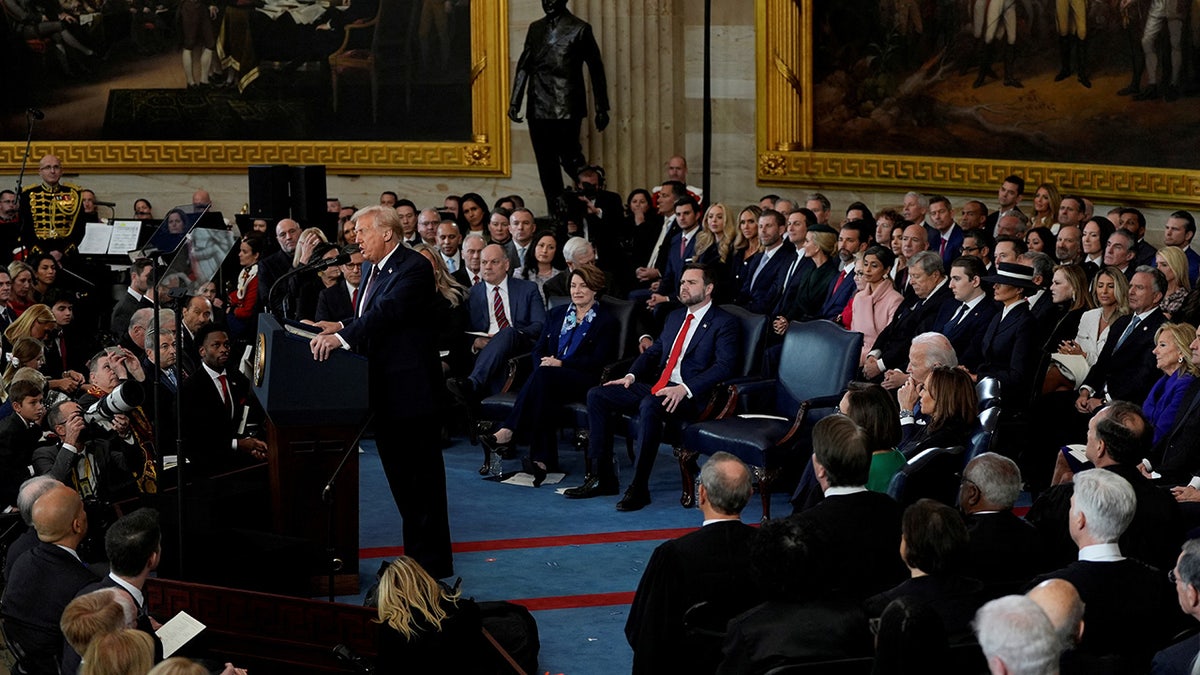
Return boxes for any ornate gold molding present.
[1,1,510,176]
[757,0,1200,206]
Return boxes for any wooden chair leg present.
[674,447,699,508]
[755,467,779,522]
[475,420,492,476]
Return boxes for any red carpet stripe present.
[507,592,636,611]
[360,527,697,559]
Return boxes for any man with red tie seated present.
[570,263,740,511]
[178,324,266,476]
[447,244,547,406]
[309,205,453,579]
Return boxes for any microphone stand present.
[322,412,374,603]
[14,109,39,232]
[267,254,350,321]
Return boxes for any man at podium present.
[309,206,453,580]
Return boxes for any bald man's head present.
[32,485,87,545]
[1027,578,1085,649]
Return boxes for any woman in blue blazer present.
[483,264,620,483]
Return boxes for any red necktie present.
[680,235,686,258]
[832,269,848,292]
[493,286,510,330]
[351,285,358,309]
[939,238,948,257]
[473,274,480,285]
[652,313,694,394]
[217,373,232,417]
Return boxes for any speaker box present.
[290,164,327,225]
[248,164,291,220]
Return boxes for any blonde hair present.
[410,243,468,308]
[147,658,208,675]
[1093,266,1131,318]
[695,203,737,263]
[80,628,155,675]
[374,556,461,640]
[1157,246,1192,292]
[1156,322,1200,377]
[3,337,45,395]
[4,303,55,345]
[291,227,329,267]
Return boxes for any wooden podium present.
[253,313,369,595]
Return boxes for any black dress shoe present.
[615,489,651,512]
[522,457,547,487]
[1117,83,1139,96]
[1054,68,1072,82]
[1003,76,1023,88]
[1133,85,1160,101]
[563,474,619,499]
[446,377,477,407]
[1077,74,1091,88]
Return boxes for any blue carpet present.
[342,435,792,674]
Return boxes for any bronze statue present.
[509,0,610,212]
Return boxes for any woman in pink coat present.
[851,245,904,365]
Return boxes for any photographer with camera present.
[75,347,159,495]
[32,399,145,504]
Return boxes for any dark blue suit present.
[465,277,547,395]
[737,245,797,315]
[976,302,1039,408]
[339,244,452,577]
[657,231,698,302]
[935,297,999,371]
[930,224,964,268]
[587,304,741,493]
[502,303,620,465]
[818,263,857,321]
[315,281,355,323]
[1081,308,1167,405]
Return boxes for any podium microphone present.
[306,252,352,272]
[93,200,117,208]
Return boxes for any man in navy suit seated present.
[571,263,740,511]
[936,255,998,372]
[448,244,547,405]
[735,209,796,314]
[646,196,703,316]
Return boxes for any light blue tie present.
[1115,314,1142,351]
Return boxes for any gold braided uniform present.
[19,181,85,255]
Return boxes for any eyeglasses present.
[960,245,980,254]
[954,472,979,489]
[343,263,362,269]
[1169,569,1179,584]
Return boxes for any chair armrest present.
[723,378,778,416]
[801,392,846,410]
[598,355,638,382]
[332,16,379,54]
[499,352,533,393]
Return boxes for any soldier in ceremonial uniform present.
[19,155,86,258]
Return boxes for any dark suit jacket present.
[964,510,1046,596]
[1081,309,1167,404]
[339,245,444,420]
[863,574,985,645]
[64,575,164,674]
[1026,463,1184,573]
[717,599,873,675]
[781,258,838,323]
[874,283,954,372]
[1152,633,1200,675]
[1152,378,1200,485]
[1135,239,1159,268]
[976,302,1040,407]
[1031,558,1181,670]
[626,521,761,675]
[1,541,99,673]
[0,413,43,508]
[109,291,152,337]
[178,365,256,475]
[767,253,812,314]
[818,262,857,321]
[737,244,797,315]
[315,281,354,323]
[31,438,143,502]
[630,304,740,401]
[657,230,699,302]
[255,249,292,313]
[931,224,964,268]
[533,303,620,379]
[936,297,999,371]
[792,490,907,599]
[466,276,546,343]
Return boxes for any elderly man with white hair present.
[543,236,601,301]
[974,595,1062,675]
[1029,469,1180,671]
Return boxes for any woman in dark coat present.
[482,264,620,483]
[897,366,977,459]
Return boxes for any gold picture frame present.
[756,0,1200,206]
[0,0,510,176]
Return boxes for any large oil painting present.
[758,0,1200,205]
[0,0,510,174]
